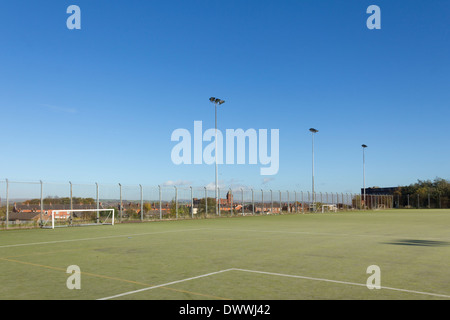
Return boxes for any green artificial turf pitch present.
[1,209,449,300]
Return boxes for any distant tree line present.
[394,177,450,208]
[23,197,96,206]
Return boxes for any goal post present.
[41,209,115,229]
[321,204,337,213]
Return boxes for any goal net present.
[41,209,115,229]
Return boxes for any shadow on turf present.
[385,239,450,247]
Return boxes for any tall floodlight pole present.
[362,144,368,209]
[309,128,319,210]
[210,97,225,215]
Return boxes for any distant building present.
[361,187,396,208]
[219,191,233,206]
[362,187,397,195]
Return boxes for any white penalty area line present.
[98,268,450,300]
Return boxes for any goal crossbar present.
[42,209,115,229]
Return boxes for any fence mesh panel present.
[2,179,447,229]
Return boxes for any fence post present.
[301,191,304,213]
[287,191,290,213]
[203,187,206,217]
[261,189,264,214]
[190,186,193,218]
[69,181,73,211]
[95,182,99,223]
[348,193,356,210]
[69,181,73,226]
[159,185,162,219]
[5,179,9,229]
[359,193,361,209]
[230,189,233,216]
[140,184,143,221]
[294,191,297,213]
[279,190,282,214]
[352,193,355,210]
[346,193,349,210]
[270,189,273,214]
[251,189,254,215]
[343,193,346,210]
[308,191,310,209]
[40,180,44,225]
[218,188,221,216]
[241,188,244,215]
[336,193,339,210]
[176,187,179,219]
[119,183,123,222]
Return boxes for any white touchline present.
[97,269,234,300]
[97,268,450,300]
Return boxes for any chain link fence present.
[393,193,450,209]
[3,179,443,229]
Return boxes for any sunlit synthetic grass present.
[1,209,449,300]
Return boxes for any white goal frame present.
[43,209,115,229]
[321,204,337,213]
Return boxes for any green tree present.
[197,198,217,216]
[396,177,450,208]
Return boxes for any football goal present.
[321,204,337,213]
[41,209,115,229]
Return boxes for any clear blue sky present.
[0,0,449,193]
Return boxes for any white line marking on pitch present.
[0,228,205,249]
[232,268,450,299]
[206,227,450,241]
[98,268,450,300]
[97,269,234,300]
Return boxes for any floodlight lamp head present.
[309,128,318,133]
[210,97,225,105]
[362,144,368,148]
